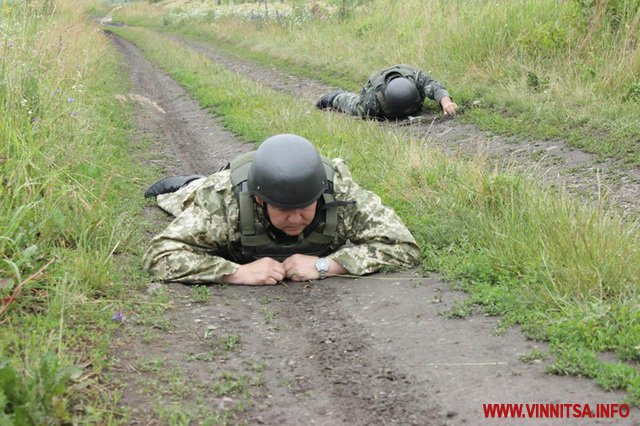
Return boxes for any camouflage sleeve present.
[329,159,420,275]
[331,91,365,116]
[142,173,240,284]
[414,68,451,104]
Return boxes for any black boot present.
[144,175,205,198]
[316,91,343,110]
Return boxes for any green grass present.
[107,25,640,404]
[127,358,258,424]
[0,1,158,423]
[113,0,640,165]
[518,349,549,364]
[191,285,211,303]
[4,1,640,422]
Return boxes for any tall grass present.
[114,0,640,162]
[108,25,639,402]
[1,0,149,422]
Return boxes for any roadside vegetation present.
[109,1,640,405]
[2,0,639,424]
[0,1,157,423]
[116,0,640,165]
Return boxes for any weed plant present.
[109,25,640,404]
[0,0,154,423]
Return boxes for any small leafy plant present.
[0,354,81,425]
[191,285,211,303]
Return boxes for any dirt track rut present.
[106,32,637,425]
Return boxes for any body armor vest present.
[369,65,423,117]
[227,151,338,263]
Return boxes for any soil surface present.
[105,32,639,425]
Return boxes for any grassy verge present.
[113,0,640,165]
[106,25,639,404]
[0,1,157,423]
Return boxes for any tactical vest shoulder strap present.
[238,191,255,236]
[320,156,334,183]
[230,151,255,187]
[305,193,337,243]
[371,65,416,91]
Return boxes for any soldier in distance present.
[317,64,457,120]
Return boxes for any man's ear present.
[254,196,264,206]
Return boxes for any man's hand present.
[222,257,285,285]
[282,254,348,281]
[440,96,457,116]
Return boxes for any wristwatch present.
[315,257,330,280]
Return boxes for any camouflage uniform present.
[143,158,420,284]
[332,64,451,118]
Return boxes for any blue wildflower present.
[111,311,126,322]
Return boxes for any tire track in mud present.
[105,31,637,425]
[108,32,251,176]
[252,283,446,425]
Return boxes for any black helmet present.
[248,134,327,209]
[382,76,422,118]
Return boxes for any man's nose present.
[287,210,304,223]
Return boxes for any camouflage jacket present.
[333,64,451,118]
[143,158,420,284]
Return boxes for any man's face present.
[258,198,318,236]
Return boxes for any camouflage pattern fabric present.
[331,64,451,118]
[143,158,420,284]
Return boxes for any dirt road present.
[106,33,637,425]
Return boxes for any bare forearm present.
[327,258,349,276]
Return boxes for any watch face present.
[316,257,330,272]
